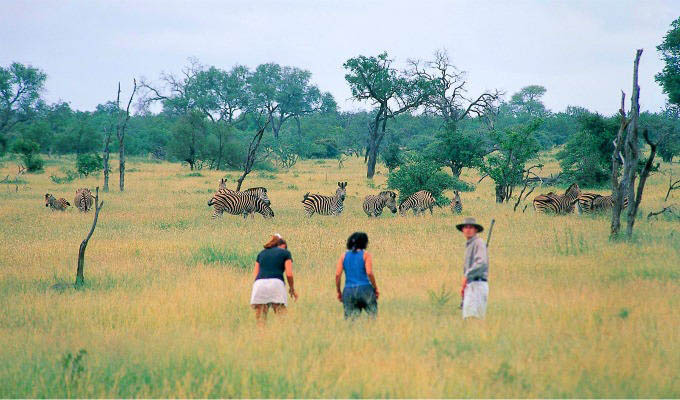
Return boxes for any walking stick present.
[460,218,495,309]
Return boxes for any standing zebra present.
[215,179,271,205]
[577,193,628,214]
[208,191,274,219]
[45,193,70,211]
[363,190,397,217]
[532,183,581,214]
[302,182,347,217]
[399,190,438,216]
[450,190,463,214]
[74,188,94,212]
[208,187,272,218]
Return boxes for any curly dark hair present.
[346,232,368,251]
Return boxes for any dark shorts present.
[342,285,377,319]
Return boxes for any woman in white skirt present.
[251,234,298,323]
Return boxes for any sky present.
[1,0,677,114]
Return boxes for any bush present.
[387,157,473,204]
[76,153,103,177]
[50,168,78,184]
[380,140,402,172]
[11,138,44,172]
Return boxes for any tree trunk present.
[450,165,462,178]
[102,132,111,192]
[217,129,223,170]
[495,185,506,203]
[76,187,103,288]
[118,140,125,191]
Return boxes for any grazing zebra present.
[450,190,463,214]
[74,188,94,212]
[302,181,347,216]
[533,183,581,214]
[45,193,70,211]
[363,190,397,217]
[577,193,629,214]
[399,190,438,216]
[207,191,274,219]
[208,187,272,218]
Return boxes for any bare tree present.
[116,80,137,192]
[235,107,277,191]
[664,172,680,202]
[75,187,104,288]
[409,50,502,124]
[611,49,662,238]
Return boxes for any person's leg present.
[253,304,268,324]
[271,304,287,315]
[364,287,378,318]
[342,288,360,320]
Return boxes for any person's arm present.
[284,259,298,301]
[335,253,345,302]
[364,252,379,299]
[253,261,260,282]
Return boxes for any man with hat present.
[456,217,489,319]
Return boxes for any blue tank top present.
[343,250,371,288]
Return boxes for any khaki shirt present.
[463,236,488,280]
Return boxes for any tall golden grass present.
[0,154,678,398]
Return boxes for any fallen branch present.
[647,206,675,220]
[664,173,680,202]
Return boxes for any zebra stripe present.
[74,188,94,212]
[208,191,274,219]
[45,193,70,211]
[450,190,463,214]
[363,190,397,217]
[577,193,629,214]
[302,182,347,216]
[533,183,580,214]
[399,190,437,216]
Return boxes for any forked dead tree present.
[116,80,137,192]
[75,187,104,288]
[235,106,277,191]
[611,49,661,239]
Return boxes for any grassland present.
[0,154,678,398]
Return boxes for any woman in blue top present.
[335,232,379,318]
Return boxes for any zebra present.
[399,190,438,216]
[74,188,94,212]
[45,193,70,211]
[363,190,397,217]
[450,190,462,214]
[533,183,581,214]
[577,193,628,214]
[215,179,270,205]
[302,181,347,216]
[208,187,272,218]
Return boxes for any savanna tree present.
[344,52,433,178]
[480,120,541,203]
[0,62,47,154]
[656,17,680,107]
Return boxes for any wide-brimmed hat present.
[456,217,484,232]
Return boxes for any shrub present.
[387,157,473,204]
[11,138,43,172]
[76,153,103,177]
[50,168,78,184]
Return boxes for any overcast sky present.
[1,1,677,114]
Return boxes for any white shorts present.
[250,278,288,306]
[462,281,488,319]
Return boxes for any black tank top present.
[255,247,292,282]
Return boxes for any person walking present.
[335,232,379,319]
[456,217,489,319]
[250,234,298,323]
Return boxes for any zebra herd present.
[532,183,628,215]
[44,188,94,212]
[207,180,464,219]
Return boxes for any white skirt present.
[250,278,288,306]
[462,281,488,319]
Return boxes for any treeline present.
[2,27,680,195]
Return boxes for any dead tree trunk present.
[75,187,104,288]
[235,108,276,191]
[611,49,659,239]
[116,80,137,192]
